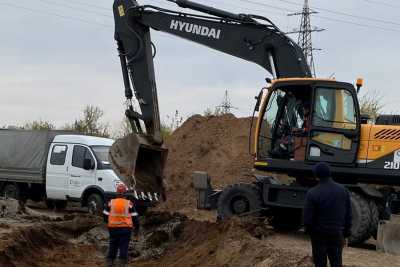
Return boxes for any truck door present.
[46,144,70,199]
[306,86,360,164]
[68,145,97,199]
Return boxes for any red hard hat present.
[116,183,127,194]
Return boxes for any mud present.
[0,210,101,267]
[0,204,398,267]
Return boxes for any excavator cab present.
[255,78,361,178]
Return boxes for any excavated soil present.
[160,114,258,216]
[0,198,399,266]
[1,115,400,266]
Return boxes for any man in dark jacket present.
[304,162,352,267]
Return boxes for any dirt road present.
[0,201,399,267]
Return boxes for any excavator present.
[110,0,400,245]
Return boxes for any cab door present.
[46,143,70,199]
[68,145,97,199]
[306,86,360,164]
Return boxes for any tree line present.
[11,105,183,139]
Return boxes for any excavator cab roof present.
[269,77,357,92]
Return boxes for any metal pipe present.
[167,0,244,21]
[268,52,277,78]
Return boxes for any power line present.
[37,0,112,18]
[0,2,112,28]
[235,0,400,33]
[314,13,400,33]
[276,0,400,27]
[60,0,110,11]
[362,0,400,9]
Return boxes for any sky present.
[1,0,399,131]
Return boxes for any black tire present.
[369,200,379,239]
[55,200,68,211]
[3,183,20,200]
[87,193,104,215]
[269,208,303,231]
[349,192,372,244]
[217,183,263,220]
[45,199,56,209]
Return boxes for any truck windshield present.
[91,146,112,169]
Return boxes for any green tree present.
[64,105,110,137]
[22,120,54,130]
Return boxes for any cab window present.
[72,145,94,169]
[257,89,284,159]
[50,145,67,165]
[313,88,357,130]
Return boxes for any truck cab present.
[45,135,124,211]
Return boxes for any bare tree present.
[113,117,132,139]
[358,90,383,121]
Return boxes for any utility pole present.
[287,0,324,77]
[217,90,237,114]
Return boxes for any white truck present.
[0,129,127,212]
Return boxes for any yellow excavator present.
[110,0,400,244]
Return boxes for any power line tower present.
[287,0,324,76]
[216,90,237,114]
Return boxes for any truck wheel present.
[55,200,68,211]
[217,183,262,220]
[369,200,379,239]
[45,200,56,210]
[349,192,371,244]
[87,193,104,215]
[3,183,19,200]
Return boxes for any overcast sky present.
[1,0,399,130]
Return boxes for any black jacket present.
[303,178,352,237]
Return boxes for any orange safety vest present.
[107,198,133,228]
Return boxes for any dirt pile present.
[132,212,313,267]
[0,214,101,267]
[161,114,256,214]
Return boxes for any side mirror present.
[83,158,94,170]
[254,89,264,111]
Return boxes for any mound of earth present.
[0,214,101,267]
[131,211,313,267]
[160,114,257,214]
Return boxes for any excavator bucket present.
[377,215,400,255]
[109,134,168,201]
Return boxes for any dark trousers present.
[311,233,343,267]
[107,228,132,261]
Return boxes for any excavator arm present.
[110,0,311,200]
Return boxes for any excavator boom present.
[110,0,311,199]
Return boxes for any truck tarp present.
[0,130,61,183]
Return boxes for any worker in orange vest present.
[103,183,139,267]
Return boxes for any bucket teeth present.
[141,191,146,200]
[147,192,153,201]
[133,190,139,200]
[154,193,159,201]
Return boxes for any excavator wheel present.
[349,192,372,244]
[217,183,263,220]
[369,200,379,239]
